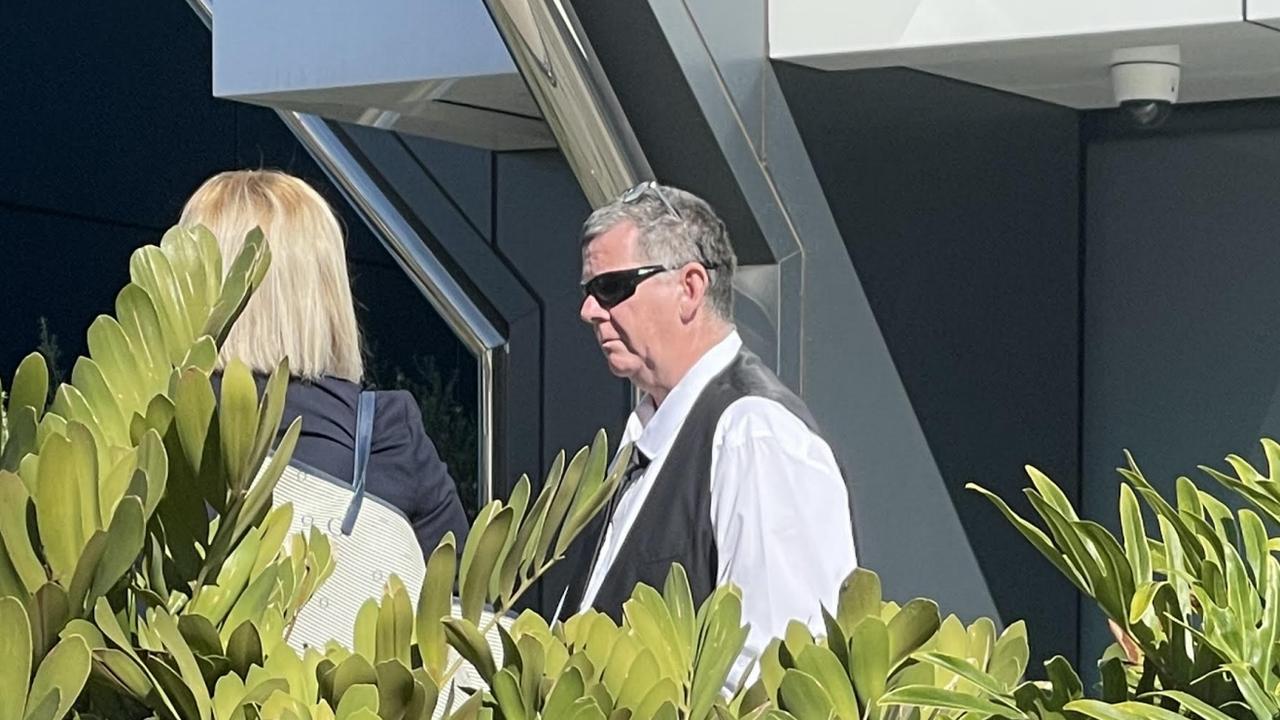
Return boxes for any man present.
[559,181,857,684]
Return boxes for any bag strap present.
[341,391,377,534]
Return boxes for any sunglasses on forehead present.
[620,180,682,220]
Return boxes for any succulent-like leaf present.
[779,669,835,719]
[151,611,214,720]
[0,471,45,593]
[793,645,858,720]
[27,635,91,720]
[880,685,1026,719]
[204,227,270,345]
[376,577,414,667]
[8,352,48,422]
[442,617,497,683]
[459,506,513,623]
[417,533,456,678]
[0,596,32,720]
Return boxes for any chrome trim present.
[483,0,652,206]
[185,0,502,507]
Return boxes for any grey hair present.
[580,184,737,320]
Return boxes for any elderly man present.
[558,181,857,683]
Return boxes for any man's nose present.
[580,293,608,324]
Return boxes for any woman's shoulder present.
[367,388,429,441]
[370,388,421,419]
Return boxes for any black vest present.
[560,347,820,622]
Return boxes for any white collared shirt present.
[574,331,857,689]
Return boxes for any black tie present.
[617,448,651,496]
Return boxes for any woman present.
[180,169,469,555]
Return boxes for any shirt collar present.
[631,330,742,461]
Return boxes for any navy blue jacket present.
[229,374,471,557]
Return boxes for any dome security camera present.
[1109,45,1181,129]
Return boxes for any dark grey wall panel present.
[1082,118,1280,673]
[401,138,495,243]
[493,151,629,461]
[1,0,236,228]
[776,65,1084,667]
[0,207,145,368]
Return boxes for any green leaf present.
[1119,484,1151,584]
[218,360,259,493]
[8,353,48,421]
[28,583,70,662]
[91,496,145,604]
[879,686,1025,719]
[69,357,128,448]
[442,618,497,683]
[86,315,144,414]
[849,616,889,712]
[555,432,621,557]
[0,406,37,475]
[220,565,279,647]
[66,530,109,616]
[459,506,513,623]
[990,621,1029,688]
[332,654,378,701]
[336,684,380,719]
[131,245,193,363]
[537,446,590,567]
[779,669,835,719]
[376,577,414,667]
[836,568,881,634]
[226,622,263,678]
[1025,466,1079,520]
[35,432,88,581]
[114,284,171,395]
[230,417,302,545]
[493,476,530,603]
[248,360,291,487]
[623,584,684,681]
[416,533,456,677]
[20,689,60,720]
[26,635,91,720]
[0,471,45,593]
[151,611,213,720]
[491,668,528,720]
[886,599,941,669]
[663,564,696,670]
[912,652,1008,696]
[1098,657,1128,704]
[204,227,270,346]
[95,648,155,699]
[519,452,564,579]
[354,599,378,661]
[1064,700,1189,720]
[1222,663,1278,719]
[374,661,415,720]
[0,597,32,720]
[967,483,1087,594]
[793,645,859,720]
[690,587,749,719]
[1149,691,1237,720]
[145,655,203,720]
[1043,655,1082,707]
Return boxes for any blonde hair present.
[179,169,363,382]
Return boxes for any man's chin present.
[603,353,639,379]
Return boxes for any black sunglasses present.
[581,265,669,309]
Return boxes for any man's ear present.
[678,263,710,322]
